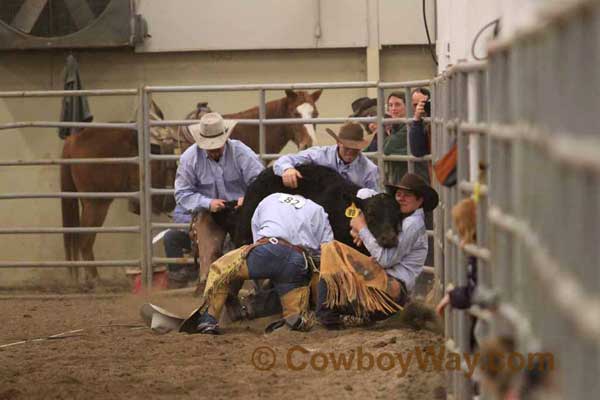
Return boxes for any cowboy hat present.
[386,173,439,212]
[350,97,377,117]
[140,303,185,334]
[325,122,375,150]
[188,112,238,150]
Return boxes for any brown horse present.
[61,102,178,286]
[180,89,322,154]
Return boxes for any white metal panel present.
[434,0,571,73]
[136,0,367,52]
[379,0,436,45]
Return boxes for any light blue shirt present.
[358,208,427,291]
[273,145,380,191]
[175,139,264,213]
[251,193,334,255]
[171,204,191,224]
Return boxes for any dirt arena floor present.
[0,291,447,400]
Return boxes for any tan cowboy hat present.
[188,112,238,150]
[325,122,374,150]
[386,173,439,212]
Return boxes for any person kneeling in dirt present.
[316,173,439,329]
[182,192,334,334]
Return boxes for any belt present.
[255,237,306,256]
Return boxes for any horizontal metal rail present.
[458,122,489,135]
[0,226,140,234]
[0,157,140,166]
[458,181,488,196]
[0,260,140,268]
[152,223,189,230]
[149,116,432,127]
[379,79,432,88]
[0,121,136,130]
[146,81,379,93]
[152,257,195,265]
[0,192,139,200]
[0,89,138,98]
[364,153,432,162]
[150,188,175,195]
[445,230,491,262]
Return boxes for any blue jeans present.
[163,229,197,283]
[247,243,310,297]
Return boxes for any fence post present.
[139,88,153,290]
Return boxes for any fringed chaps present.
[200,245,251,319]
[319,240,403,318]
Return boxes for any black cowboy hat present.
[386,173,439,212]
[350,97,378,117]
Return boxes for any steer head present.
[353,193,402,248]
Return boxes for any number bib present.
[278,193,306,209]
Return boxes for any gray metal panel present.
[0,0,141,50]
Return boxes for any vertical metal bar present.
[404,86,414,173]
[377,86,385,187]
[259,89,267,161]
[432,81,444,302]
[139,88,153,290]
[467,72,479,183]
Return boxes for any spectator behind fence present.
[435,197,478,349]
[381,92,410,185]
[348,97,391,153]
[409,87,432,182]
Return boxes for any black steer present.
[233,165,401,252]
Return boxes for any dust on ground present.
[0,293,446,400]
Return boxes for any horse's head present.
[283,89,322,150]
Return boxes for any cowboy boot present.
[266,286,311,332]
[206,263,249,328]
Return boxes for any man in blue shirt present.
[174,112,265,285]
[273,122,380,191]
[189,193,334,334]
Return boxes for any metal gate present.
[0,81,435,290]
[433,1,600,398]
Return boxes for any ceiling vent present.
[0,0,147,50]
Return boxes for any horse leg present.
[194,212,226,295]
[60,162,81,284]
[79,199,112,288]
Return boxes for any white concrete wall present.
[435,0,574,73]
[136,0,436,52]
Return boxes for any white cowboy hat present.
[188,112,238,150]
[140,303,185,334]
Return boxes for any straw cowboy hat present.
[386,173,439,212]
[188,112,238,150]
[325,122,374,150]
